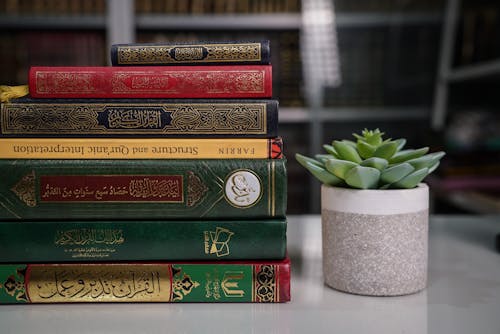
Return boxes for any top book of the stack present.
[110,41,271,66]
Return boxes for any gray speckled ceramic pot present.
[321,183,428,296]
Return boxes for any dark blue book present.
[0,98,278,138]
[110,40,271,66]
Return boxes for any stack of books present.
[0,41,290,303]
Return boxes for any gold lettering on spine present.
[28,264,172,303]
[129,178,181,200]
[174,47,204,60]
[55,229,125,246]
[108,109,161,129]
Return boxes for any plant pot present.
[321,183,429,296]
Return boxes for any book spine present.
[111,41,271,66]
[0,158,286,220]
[0,98,278,138]
[0,259,291,303]
[29,66,272,98]
[0,137,283,159]
[0,219,287,262]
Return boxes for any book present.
[29,65,272,98]
[0,137,283,159]
[0,158,286,220]
[0,258,291,303]
[0,219,287,262]
[110,41,271,66]
[0,98,278,138]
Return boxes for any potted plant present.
[296,129,445,296]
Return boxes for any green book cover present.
[0,219,286,262]
[0,259,291,303]
[0,158,286,220]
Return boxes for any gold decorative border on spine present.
[1,101,268,135]
[253,265,277,302]
[117,43,262,65]
[11,171,36,207]
[187,171,208,207]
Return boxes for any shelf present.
[279,107,430,123]
[445,59,500,82]
[0,15,106,29]
[335,11,442,27]
[136,13,302,30]
[444,191,500,214]
[134,12,441,30]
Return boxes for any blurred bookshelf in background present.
[1,0,499,214]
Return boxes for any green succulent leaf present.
[357,140,376,159]
[295,153,324,168]
[355,128,384,146]
[392,167,429,188]
[333,140,362,163]
[323,144,339,158]
[296,129,445,190]
[373,141,399,160]
[428,160,441,174]
[406,151,445,170]
[324,159,358,179]
[394,138,407,152]
[344,166,381,189]
[380,162,415,184]
[360,157,388,171]
[302,161,344,186]
[389,147,429,164]
[316,154,337,165]
[342,140,357,149]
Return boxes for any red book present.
[29,65,272,98]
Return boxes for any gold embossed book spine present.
[0,98,278,138]
[28,65,272,98]
[0,219,287,262]
[0,258,291,303]
[0,158,286,220]
[0,137,283,159]
[110,41,271,66]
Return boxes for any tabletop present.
[0,214,499,334]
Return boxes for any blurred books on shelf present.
[135,0,301,14]
[456,0,500,66]
[0,31,106,85]
[323,25,440,107]
[0,0,106,15]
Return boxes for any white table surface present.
[1,215,499,334]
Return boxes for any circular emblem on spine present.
[224,169,262,208]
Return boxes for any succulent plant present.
[296,129,445,189]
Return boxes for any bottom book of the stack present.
[0,258,291,303]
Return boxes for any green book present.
[0,258,291,303]
[0,158,286,220]
[0,219,286,262]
